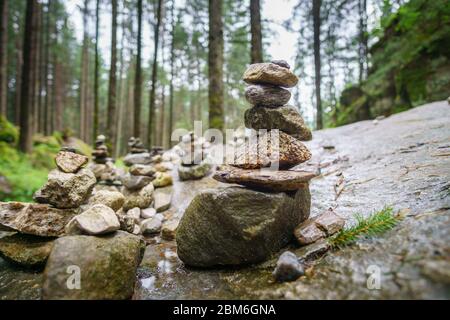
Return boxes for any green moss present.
[0,142,49,202]
[0,116,19,145]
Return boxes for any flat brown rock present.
[55,151,88,173]
[0,202,79,237]
[243,63,298,88]
[232,131,312,170]
[214,166,316,191]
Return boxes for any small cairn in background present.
[89,135,123,188]
[176,132,212,181]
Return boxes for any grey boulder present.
[244,84,291,108]
[176,186,310,267]
[42,231,145,300]
[65,204,120,235]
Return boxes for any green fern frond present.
[328,207,403,249]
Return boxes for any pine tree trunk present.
[80,0,90,142]
[168,0,175,148]
[134,0,143,139]
[313,0,322,130]
[115,15,126,158]
[44,0,52,135]
[107,0,118,151]
[148,0,163,148]
[0,0,8,118]
[93,0,100,141]
[250,0,263,63]
[208,0,224,131]
[358,0,368,83]
[19,0,38,153]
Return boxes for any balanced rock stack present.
[177,132,212,181]
[123,137,152,167]
[0,150,95,268]
[92,135,111,164]
[176,61,316,267]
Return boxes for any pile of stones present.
[176,132,212,181]
[176,61,317,267]
[0,150,145,299]
[90,135,123,188]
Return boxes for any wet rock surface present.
[1,101,449,300]
[273,251,305,282]
[0,233,54,268]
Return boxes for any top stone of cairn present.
[243,62,298,88]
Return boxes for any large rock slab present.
[88,190,125,211]
[65,204,120,235]
[176,186,310,267]
[55,151,88,173]
[232,131,312,169]
[34,169,96,209]
[243,63,298,88]
[0,202,79,237]
[244,84,291,107]
[0,233,54,268]
[245,105,312,141]
[42,231,145,300]
[214,165,315,191]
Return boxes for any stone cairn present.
[118,137,177,237]
[176,132,212,181]
[0,150,147,299]
[176,61,334,268]
[90,135,122,188]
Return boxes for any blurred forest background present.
[0,0,449,201]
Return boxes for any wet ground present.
[1,101,449,299]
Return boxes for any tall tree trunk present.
[51,0,59,132]
[93,0,100,141]
[148,0,163,148]
[107,0,118,150]
[115,14,126,158]
[168,0,175,148]
[358,0,368,83]
[0,0,8,118]
[134,0,143,139]
[44,0,52,135]
[14,33,23,126]
[313,0,322,130]
[38,2,47,133]
[30,1,40,136]
[250,0,263,63]
[208,0,224,131]
[80,0,90,142]
[19,0,38,153]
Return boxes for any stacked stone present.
[123,137,152,167]
[177,132,212,181]
[176,61,316,268]
[0,150,95,267]
[92,135,111,164]
[90,135,122,188]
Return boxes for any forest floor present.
[1,100,449,300]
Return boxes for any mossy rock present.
[42,231,146,300]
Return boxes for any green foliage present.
[0,116,19,144]
[336,0,450,126]
[0,142,49,202]
[328,207,403,249]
